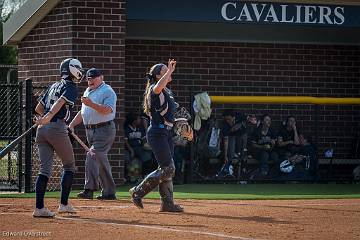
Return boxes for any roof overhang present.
[3,0,61,46]
[126,21,360,45]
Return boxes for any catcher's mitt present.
[174,120,193,142]
[174,107,193,142]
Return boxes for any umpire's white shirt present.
[81,82,117,125]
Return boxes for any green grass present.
[1,184,360,200]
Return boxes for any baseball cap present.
[86,68,102,79]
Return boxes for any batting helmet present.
[60,58,84,82]
[280,160,294,173]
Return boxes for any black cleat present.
[129,187,143,209]
[77,189,93,199]
[160,203,184,212]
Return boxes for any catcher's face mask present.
[174,107,191,121]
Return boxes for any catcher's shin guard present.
[129,164,176,209]
[159,179,183,212]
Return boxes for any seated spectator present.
[276,116,318,178]
[249,114,279,177]
[124,112,153,181]
[245,114,259,134]
[194,116,221,178]
[221,109,248,176]
[217,110,258,177]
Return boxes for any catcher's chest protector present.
[150,86,176,125]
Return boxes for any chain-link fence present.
[0,65,21,191]
[29,83,63,191]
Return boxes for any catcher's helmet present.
[60,58,84,82]
[280,160,294,173]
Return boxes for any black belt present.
[50,118,65,123]
[85,120,113,129]
[150,123,173,130]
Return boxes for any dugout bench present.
[189,95,360,184]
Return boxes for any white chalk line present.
[55,215,262,240]
[0,212,262,240]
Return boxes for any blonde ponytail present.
[143,63,166,116]
[143,80,151,116]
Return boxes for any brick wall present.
[18,0,126,189]
[125,40,360,159]
[14,0,360,187]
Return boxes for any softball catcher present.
[129,59,192,212]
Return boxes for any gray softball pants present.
[35,121,76,178]
[84,121,116,196]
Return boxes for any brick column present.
[71,0,126,187]
[18,0,126,189]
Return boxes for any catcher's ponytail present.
[143,80,151,116]
[143,63,166,116]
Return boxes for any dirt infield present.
[1,198,359,240]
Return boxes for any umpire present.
[69,68,117,200]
